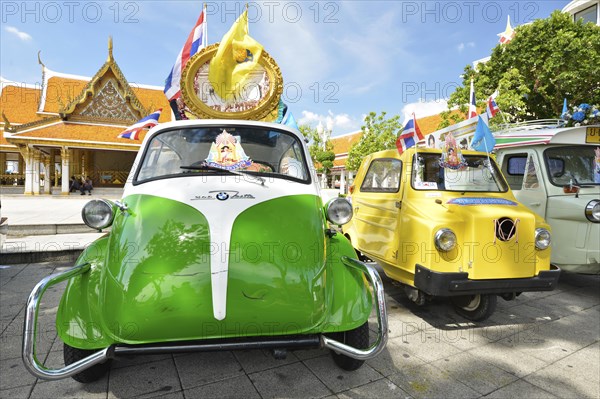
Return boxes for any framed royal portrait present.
[180,44,283,121]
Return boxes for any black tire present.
[329,322,369,371]
[452,294,497,321]
[63,343,111,383]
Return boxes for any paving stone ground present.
[0,262,598,399]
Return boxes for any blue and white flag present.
[470,116,496,153]
[118,109,162,140]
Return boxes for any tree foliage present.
[444,11,600,125]
[299,124,335,175]
[345,112,402,171]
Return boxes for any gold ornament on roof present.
[180,44,283,121]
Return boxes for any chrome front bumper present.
[23,257,388,380]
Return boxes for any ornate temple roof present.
[1,38,171,151]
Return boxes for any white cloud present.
[457,41,475,53]
[5,26,32,42]
[298,110,360,134]
[401,99,449,121]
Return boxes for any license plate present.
[586,127,600,144]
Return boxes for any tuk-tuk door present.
[502,151,548,218]
[352,157,403,261]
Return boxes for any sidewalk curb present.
[7,223,96,236]
[1,249,82,265]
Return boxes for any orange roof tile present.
[11,122,147,145]
[0,85,43,124]
[331,132,362,156]
[131,87,172,123]
[333,157,348,168]
[418,110,465,136]
[42,76,88,113]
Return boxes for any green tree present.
[445,11,600,124]
[345,112,402,171]
[299,124,335,175]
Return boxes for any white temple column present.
[61,147,70,195]
[340,170,346,195]
[32,150,41,195]
[19,146,34,195]
[43,155,51,195]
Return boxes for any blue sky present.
[1,1,569,135]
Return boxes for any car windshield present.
[412,153,508,192]
[134,126,309,183]
[544,145,600,186]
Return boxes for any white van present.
[494,121,600,274]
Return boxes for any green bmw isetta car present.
[22,120,387,382]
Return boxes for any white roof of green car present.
[493,120,600,149]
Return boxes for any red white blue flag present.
[164,6,207,101]
[468,79,477,119]
[486,96,500,118]
[396,113,424,155]
[118,109,162,140]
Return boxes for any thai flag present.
[487,96,500,118]
[118,109,162,140]
[164,7,207,101]
[396,113,424,155]
[468,79,477,119]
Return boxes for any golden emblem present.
[180,43,283,121]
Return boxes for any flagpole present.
[203,3,207,46]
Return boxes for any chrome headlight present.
[325,198,353,225]
[534,228,551,250]
[434,228,457,252]
[82,199,115,230]
[585,200,600,223]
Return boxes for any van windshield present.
[412,153,508,192]
[134,126,309,184]
[545,145,600,186]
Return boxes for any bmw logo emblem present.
[216,192,229,201]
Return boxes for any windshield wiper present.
[180,164,266,186]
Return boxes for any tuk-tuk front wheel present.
[328,322,369,371]
[451,294,497,322]
[63,343,112,383]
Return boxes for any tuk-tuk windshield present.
[412,153,508,192]
[544,145,600,186]
[135,126,309,183]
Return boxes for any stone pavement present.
[0,262,598,399]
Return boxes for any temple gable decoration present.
[59,37,148,125]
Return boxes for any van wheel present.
[452,294,497,321]
[63,343,111,383]
[329,322,369,371]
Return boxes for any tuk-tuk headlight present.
[585,200,600,223]
[82,199,115,230]
[325,198,353,225]
[534,228,551,250]
[434,228,457,252]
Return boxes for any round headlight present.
[82,200,115,230]
[434,228,457,252]
[585,200,600,223]
[535,228,551,250]
[325,198,353,225]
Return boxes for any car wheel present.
[63,343,111,383]
[452,294,497,321]
[329,322,369,371]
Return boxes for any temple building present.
[0,39,171,195]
